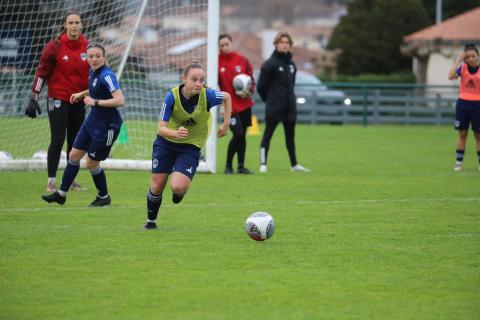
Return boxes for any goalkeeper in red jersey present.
[28,12,90,192]
[218,34,255,174]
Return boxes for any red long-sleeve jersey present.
[31,33,89,102]
[218,51,254,114]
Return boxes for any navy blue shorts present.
[151,136,201,180]
[455,100,480,132]
[73,124,120,161]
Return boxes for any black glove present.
[25,94,41,118]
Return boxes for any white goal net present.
[0,0,219,172]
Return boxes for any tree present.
[327,0,430,75]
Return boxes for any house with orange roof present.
[401,7,480,85]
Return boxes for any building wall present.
[427,51,462,86]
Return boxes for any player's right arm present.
[26,41,57,118]
[448,52,464,80]
[157,121,188,139]
[156,90,188,139]
[31,41,57,95]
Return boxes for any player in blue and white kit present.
[144,61,232,229]
[42,43,125,207]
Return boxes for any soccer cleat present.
[88,195,111,207]
[70,180,86,191]
[46,181,56,193]
[172,193,184,204]
[144,221,158,230]
[224,167,234,174]
[454,163,463,172]
[291,164,310,172]
[259,164,267,173]
[237,167,252,174]
[41,191,66,205]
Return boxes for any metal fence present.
[252,82,459,126]
[1,73,459,126]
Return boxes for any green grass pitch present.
[1,125,479,319]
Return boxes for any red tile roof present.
[404,7,480,42]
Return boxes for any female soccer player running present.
[144,61,232,229]
[42,43,125,207]
[448,44,480,171]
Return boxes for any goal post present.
[0,0,220,173]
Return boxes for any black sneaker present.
[88,195,111,207]
[224,166,234,174]
[144,221,157,230]
[237,167,252,174]
[172,193,184,204]
[41,191,66,205]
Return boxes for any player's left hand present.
[217,123,228,138]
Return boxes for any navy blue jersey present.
[159,84,224,121]
[84,65,123,141]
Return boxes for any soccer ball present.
[245,212,275,241]
[232,73,252,98]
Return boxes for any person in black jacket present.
[257,32,310,173]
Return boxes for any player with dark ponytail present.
[448,43,480,171]
[42,43,125,207]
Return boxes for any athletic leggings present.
[47,100,85,178]
[226,110,251,168]
[260,117,297,167]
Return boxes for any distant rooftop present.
[404,7,480,42]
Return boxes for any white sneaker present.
[291,164,310,172]
[454,163,463,172]
[259,164,267,173]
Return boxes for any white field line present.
[1,197,480,213]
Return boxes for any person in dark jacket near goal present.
[26,12,89,192]
[256,32,309,173]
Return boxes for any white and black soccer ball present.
[232,73,252,98]
[245,211,275,241]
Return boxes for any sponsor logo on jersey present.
[278,66,284,72]
[152,159,158,168]
[181,117,197,126]
[80,53,87,61]
[289,64,295,73]
[235,65,241,73]
[220,67,225,73]
[63,55,69,62]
